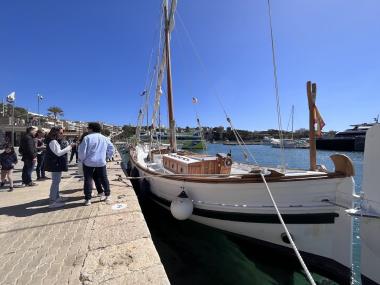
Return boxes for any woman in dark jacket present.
[44,126,72,208]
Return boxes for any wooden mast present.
[291,104,294,140]
[307,81,317,171]
[164,0,177,152]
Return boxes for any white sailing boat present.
[271,105,309,149]
[127,1,380,283]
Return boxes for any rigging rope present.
[137,8,165,140]
[171,20,207,153]
[260,172,316,285]
[175,4,316,284]
[176,10,258,165]
[149,10,168,158]
[266,0,286,170]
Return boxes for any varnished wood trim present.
[129,149,345,184]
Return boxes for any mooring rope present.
[260,172,316,285]
[175,10,259,165]
[125,161,314,284]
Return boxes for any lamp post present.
[6,92,16,146]
[37,94,43,126]
[12,102,15,146]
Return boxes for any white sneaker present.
[57,196,69,202]
[100,193,106,201]
[84,200,91,206]
[91,192,103,198]
[49,201,65,208]
[105,196,111,204]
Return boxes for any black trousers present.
[83,164,110,200]
[22,159,34,185]
[36,153,46,179]
[69,150,78,163]
[92,170,104,194]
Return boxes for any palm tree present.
[47,106,64,124]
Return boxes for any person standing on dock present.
[0,144,18,192]
[44,126,73,208]
[69,136,79,164]
[34,129,47,180]
[78,122,114,206]
[19,126,38,187]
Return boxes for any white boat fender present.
[170,191,194,220]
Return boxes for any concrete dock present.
[0,154,169,284]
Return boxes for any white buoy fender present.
[170,191,193,220]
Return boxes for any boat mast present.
[307,81,317,171]
[291,104,294,140]
[164,0,177,152]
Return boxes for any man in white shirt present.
[78,122,114,206]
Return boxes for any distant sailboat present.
[271,105,309,149]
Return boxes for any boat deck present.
[135,146,326,178]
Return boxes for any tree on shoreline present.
[47,106,64,124]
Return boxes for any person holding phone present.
[44,126,75,208]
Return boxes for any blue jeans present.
[49,172,62,202]
[83,165,110,201]
[22,159,34,185]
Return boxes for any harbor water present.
[120,144,363,285]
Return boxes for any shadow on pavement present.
[60,188,83,194]
[0,196,84,218]
[0,200,117,235]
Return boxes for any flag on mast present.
[313,106,325,137]
[6,92,15,103]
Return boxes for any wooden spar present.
[307,81,317,171]
[164,0,177,152]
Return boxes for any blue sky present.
[0,0,379,131]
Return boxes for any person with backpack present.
[44,126,74,208]
[0,144,18,192]
[19,126,38,187]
